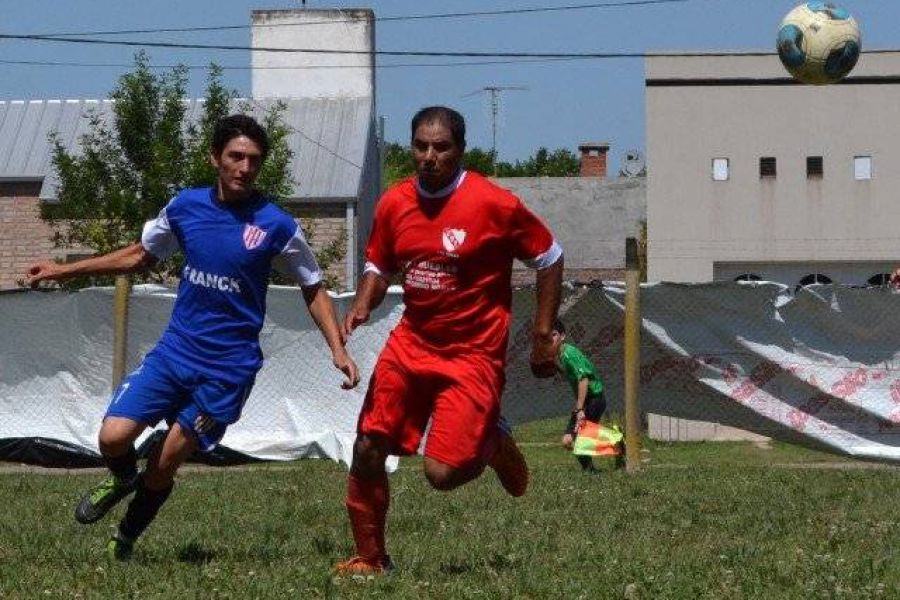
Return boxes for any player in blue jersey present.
[24,114,360,561]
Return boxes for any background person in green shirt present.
[553,319,609,473]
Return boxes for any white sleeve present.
[522,239,563,270]
[277,226,323,287]
[141,205,180,260]
[363,261,391,279]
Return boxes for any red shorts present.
[357,330,506,468]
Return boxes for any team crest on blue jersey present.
[243,224,267,250]
[442,228,466,253]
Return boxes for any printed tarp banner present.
[0,286,405,468]
[503,281,900,461]
[1,281,899,466]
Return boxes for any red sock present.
[345,472,389,561]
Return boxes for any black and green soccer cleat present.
[74,474,137,524]
[106,536,134,562]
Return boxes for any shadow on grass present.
[439,552,519,576]
[176,541,217,565]
[312,536,335,556]
[438,561,473,575]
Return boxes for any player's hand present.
[23,260,63,288]
[574,409,586,432]
[530,330,556,378]
[333,348,360,389]
[342,305,370,337]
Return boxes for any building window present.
[734,273,762,282]
[759,157,777,178]
[712,158,729,181]
[0,180,42,197]
[806,156,823,179]
[867,273,891,287]
[854,156,872,180]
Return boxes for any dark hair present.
[553,319,566,335]
[411,106,466,149]
[212,114,270,159]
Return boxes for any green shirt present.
[559,342,604,397]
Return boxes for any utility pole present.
[462,85,528,175]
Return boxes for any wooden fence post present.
[624,238,642,473]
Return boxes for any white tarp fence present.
[1,282,899,465]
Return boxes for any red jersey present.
[365,171,560,361]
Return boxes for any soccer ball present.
[776,2,861,85]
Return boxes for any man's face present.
[211,135,264,201]
[412,119,463,192]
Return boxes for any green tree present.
[497,147,580,177]
[382,142,580,186]
[382,142,415,189]
[43,53,343,289]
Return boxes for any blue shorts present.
[105,349,255,452]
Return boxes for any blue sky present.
[2,1,897,171]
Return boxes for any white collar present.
[416,170,467,199]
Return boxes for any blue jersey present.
[141,187,322,384]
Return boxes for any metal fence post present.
[624,238,642,473]
[112,275,131,391]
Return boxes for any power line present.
[3,30,899,58]
[33,1,690,37]
[0,33,779,57]
[0,32,659,56]
[0,56,598,71]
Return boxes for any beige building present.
[646,52,900,286]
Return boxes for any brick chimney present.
[578,142,610,178]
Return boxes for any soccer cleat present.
[333,555,394,576]
[105,536,134,562]
[74,474,137,525]
[489,420,529,497]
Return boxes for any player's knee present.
[423,463,462,491]
[98,427,132,455]
[352,434,389,476]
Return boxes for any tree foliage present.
[382,142,580,188]
[43,53,342,289]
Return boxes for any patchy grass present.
[1,420,897,599]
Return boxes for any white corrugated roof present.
[0,97,373,202]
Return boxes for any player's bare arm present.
[891,267,900,288]
[342,270,389,336]
[24,242,157,288]
[302,283,360,389]
[531,256,564,378]
[574,378,590,430]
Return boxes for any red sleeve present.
[364,194,397,275]
[510,198,555,263]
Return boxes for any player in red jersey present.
[334,106,563,574]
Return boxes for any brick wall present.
[0,196,354,292]
[0,195,63,290]
[288,203,350,290]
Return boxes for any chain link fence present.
[2,281,899,465]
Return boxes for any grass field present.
[1,419,898,599]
